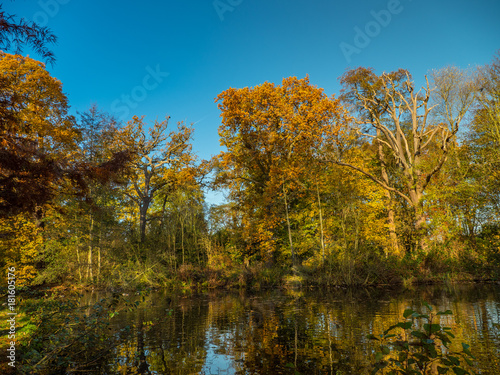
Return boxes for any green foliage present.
[18,290,148,374]
[368,303,476,375]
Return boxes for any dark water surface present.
[84,284,500,374]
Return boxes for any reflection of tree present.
[105,293,209,374]
[91,286,499,374]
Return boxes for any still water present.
[87,284,500,374]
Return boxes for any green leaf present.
[414,353,430,362]
[383,324,398,335]
[461,343,475,358]
[423,301,433,311]
[285,362,295,368]
[367,334,379,340]
[381,345,390,355]
[403,308,415,318]
[437,366,449,374]
[375,352,384,362]
[411,331,425,339]
[448,356,460,366]
[428,346,438,358]
[397,321,412,330]
[424,323,442,333]
[437,310,453,315]
[451,367,468,375]
[464,356,474,366]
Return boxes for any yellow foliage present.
[0,213,43,286]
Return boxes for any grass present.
[0,303,37,374]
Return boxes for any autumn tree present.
[0,53,80,217]
[473,51,500,199]
[73,105,123,282]
[0,53,130,219]
[337,67,476,253]
[150,185,207,268]
[460,52,500,253]
[118,116,196,247]
[215,76,348,263]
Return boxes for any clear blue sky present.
[5,0,500,203]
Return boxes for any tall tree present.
[76,105,122,282]
[0,53,130,218]
[215,76,348,262]
[118,116,196,246]
[337,67,476,253]
[0,52,78,217]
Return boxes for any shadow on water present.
[82,284,500,374]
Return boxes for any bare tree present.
[335,67,476,253]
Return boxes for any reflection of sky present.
[202,327,237,375]
[469,301,500,340]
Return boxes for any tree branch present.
[323,159,413,205]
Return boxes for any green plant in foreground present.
[368,302,476,375]
[18,290,150,374]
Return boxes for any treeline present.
[0,53,208,287]
[1,50,499,288]
[210,63,500,284]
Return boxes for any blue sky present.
[5,0,500,203]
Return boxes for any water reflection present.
[97,284,500,374]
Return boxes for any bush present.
[368,302,476,375]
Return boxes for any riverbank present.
[7,254,499,296]
[51,248,498,292]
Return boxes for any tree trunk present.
[316,182,326,263]
[414,202,428,252]
[377,128,401,257]
[87,215,94,282]
[97,228,102,280]
[386,196,400,258]
[283,184,295,266]
[181,220,185,265]
[139,198,150,244]
[76,246,82,281]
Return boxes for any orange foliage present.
[215,76,349,260]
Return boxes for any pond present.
[83,283,500,374]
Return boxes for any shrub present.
[368,302,476,375]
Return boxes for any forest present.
[1,49,500,290]
[1,7,500,374]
